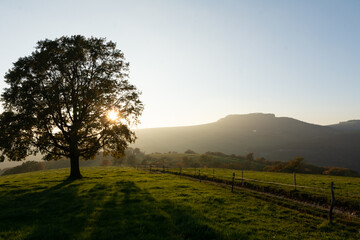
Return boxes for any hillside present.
[328,120,360,131]
[0,167,359,239]
[134,113,360,173]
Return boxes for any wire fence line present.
[136,164,360,223]
[235,177,326,191]
[136,164,360,199]
[236,177,360,199]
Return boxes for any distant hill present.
[328,120,360,131]
[133,113,360,173]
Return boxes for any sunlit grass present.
[165,167,360,207]
[0,167,359,239]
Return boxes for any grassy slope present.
[166,168,360,213]
[173,168,360,195]
[0,167,359,240]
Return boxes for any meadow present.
[163,167,360,214]
[0,167,359,240]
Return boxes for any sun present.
[107,110,118,121]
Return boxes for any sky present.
[0,0,359,129]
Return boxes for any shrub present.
[184,149,196,154]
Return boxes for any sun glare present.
[107,110,118,121]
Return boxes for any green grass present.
[0,167,359,240]
[165,167,360,211]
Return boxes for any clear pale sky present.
[0,0,359,129]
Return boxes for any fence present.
[136,164,360,222]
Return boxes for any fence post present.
[329,182,335,223]
[293,172,297,191]
[232,172,235,192]
[199,169,201,182]
[213,168,215,181]
[241,169,244,185]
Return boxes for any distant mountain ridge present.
[133,113,360,173]
[328,120,360,131]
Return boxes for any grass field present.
[163,167,360,212]
[0,167,359,240]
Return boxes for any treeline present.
[1,148,359,177]
[139,149,360,177]
[2,161,45,176]
[111,148,145,166]
[175,152,261,170]
[138,151,263,170]
[264,157,359,177]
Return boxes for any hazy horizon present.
[1,111,359,170]
[133,112,360,130]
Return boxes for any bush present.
[184,149,196,154]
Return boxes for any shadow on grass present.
[88,181,223,240]
[0,179,227,240]
[0,178,103,240]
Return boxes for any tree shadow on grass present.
[0,179,106,240]
[88,181,224,240]
[0,179,235,240]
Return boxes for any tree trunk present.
[69,155,82,179]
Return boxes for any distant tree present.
[100,159,112,167]
[236,154,246,161]
[126,155,136,167]
[286,157,304,172]
[199,154,213,167]
[176,161,184,168]
[264,157,305,173]
[184,149,196,154]
[0,36,143,179]
[255,157,268,164]
[181,156,195,167]
[112,157,126,166]
[133,148,143,156]
[246,153,254,161]
[141,158,148,166]
[193,161,200,168]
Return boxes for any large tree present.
[0,35,143,179]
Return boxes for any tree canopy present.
[0,35,143,178]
